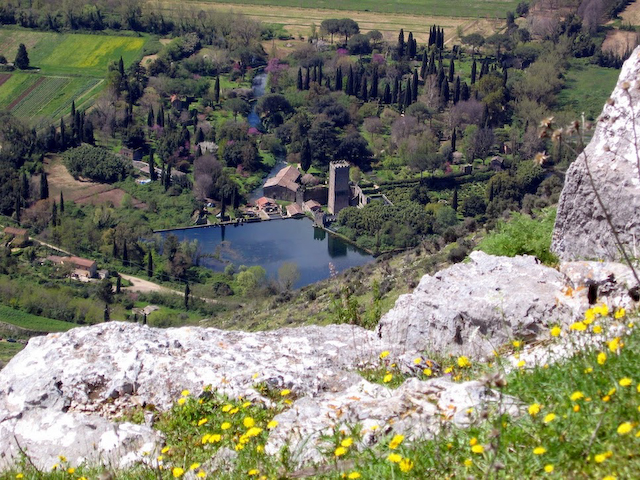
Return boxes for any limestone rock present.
[376,251,575,359]
[552,46,640,262]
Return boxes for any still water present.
[164,218,373,289]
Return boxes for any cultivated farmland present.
[0,28,146,126]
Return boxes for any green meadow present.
[188,0,518,18]
[0,28,147,126]
[0,304,77,333]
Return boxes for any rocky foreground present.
[0,252,637,470]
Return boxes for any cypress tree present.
[14,43,29,70]
[346,68,354,96]
[397,84,404,110]
[451,129,457,151]
[412,69,418,100]
[325,76,331,90]
[392,77,399,104]
[147,107,154,127]
[461,81,470,101]
[59,191,64,213]
[184,283,190,310]
[165,164,172,191]
[122,239,129,267]
[160,163,166,187]
[21,172,29,201]
[59,117,66,149]
[440,80,449,104]
[51,200,57,226]
[304,67,310,90]
[157,105,164,127]
[448,58,455,82]
[214,75,221,103]
[301,137,312,172]
[407,32,414,58]
[404,79,412,107]
[112,238,118,258]
[428,50,436,75]
[452,188,458,211]
[397,28,405,58]
[360,76,368,102]
[428,25,435,47]
[149,151,157,181]
[297,68,303,90]
[318,64,323,85]
[312,65,317,83]
[370,68,379,99]
[118,56,125,77]
[336,66,343,91]
[383,83,391,104]
[147,250,154,278]
[471,59,477,85]
[502,67,508,87]
[40,171,49,200]
[116,275,121,294]
[420,51,428,79]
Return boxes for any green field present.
[0,304,77,333]
[557,59,621,120]
[187,0,517,18]
[0,27,147,126]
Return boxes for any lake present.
[163,218,373,289]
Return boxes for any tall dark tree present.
[157,105,164,127]
[470,59,477,85]
[40,171,49,200]
[397,28,405,58]
[149,151,157,181]
[112,238,118,258]
[147,107,154,127]
[214,75,221,103]
[300,137,312,172]
[318,64,323,85]
[453,76,461,104]
[360,76,368,102]
[451,128,457,151]
[335,66,343,91]
[14,196,20,223]
[164,164,171,191]
[59,117,66,149]
[122,239,129,267]
[440,79,450,104]
[448,58,455,82]
[297,67,303,90]
[20,172,29,201]
[147,249,154,278]
[346,69,354,96]
[304,67,310,90]
[407,32,416,58]
[404,79,412,107]
[383,83,391,104]
[51,200,57,226]
[412,70,418,100]
[59,191,64,213]
[452,188,459,211]
[461,81,470,101]
[116,275,121,294]
[14,43,29,70]
[420,51,428,79]
[392,77,399,104]
[370,68,379,99]
[118,56,125,77]
[184,282,190,310]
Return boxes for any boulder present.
[552,46,640,262]
[376,251,576,359]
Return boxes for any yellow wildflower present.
[196,471,206,478]
[243,417,255,428]
[229,407,239,414]
[617,422,633,435]
[221,404,232,412]
[550,326,561,337]
[246,427,263,437]
[267,420,278,429]
[457,356,471,368]
[198,418,208,426]
[248,469,259,476]
[209,434,222,443]
[512,340,522,348]
[602,395,611,402]
[544,465,554,473]
[570,321,587,331]
[58,456,66,463]
[16,475,24,479]
[543,413,556,423]
[335,446,347,457]
[444,366,453,374]
[423,368,432,376]
[177,398,186,406]
[413,357,421,364]
[341,437,353,447]
[67,468,75,474]
[399,458,414,472]
[190,463,201,470]
[280,389,291,396]
[380,350,390,359]
[471,445,484,454]
[619,378,633,387]
[242,401,251,408]
[383,373,393,383]
[348,472,361,479]
[528,403,541,416]
[464,459,473,467]
[172,467,185,478]
[517,360,526,368]
[221,422,231,430]
[615,308,626,319]
[585,367,594,373]
[387,453,402,463]
[594,454,608,463]
[585,308,596,323]
[533,447,547,455]
[593,325,603,334]
[469,437,478,446]
[389,434,404,449]
[162,446,170,454]
[608,337,621,352]
[573,405,580,412]
[602,476,617,480]
[181,390,190,397]
[570,391,584,401]
[598,352,607,365]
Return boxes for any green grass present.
[0,72,38,107]
[557,58,621,121]
[0,342,24,365]
[187,0,518,18]
[0,304,77,333]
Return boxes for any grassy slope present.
[182,0,518,18]
[0,304,77,333]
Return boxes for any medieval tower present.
[328,161,350,215]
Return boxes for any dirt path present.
[120,274,184,296]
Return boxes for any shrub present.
[476,208,557,265]
[63,145,132,183]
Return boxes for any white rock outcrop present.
[552,46,640,262]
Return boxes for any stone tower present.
[328,161,350,215]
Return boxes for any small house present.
[256,197,279,214]
[4,227,28,247]
[286,203,304,218]
[303,200,322,213]
[119,147,144,162]
[263,165,301,202]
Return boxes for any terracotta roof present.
[304,200,321,210]
[4,227,27,236]
[68,256,97,269]
[256,197,276,207]
[286,203,304,216]
[276,165,301,183]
